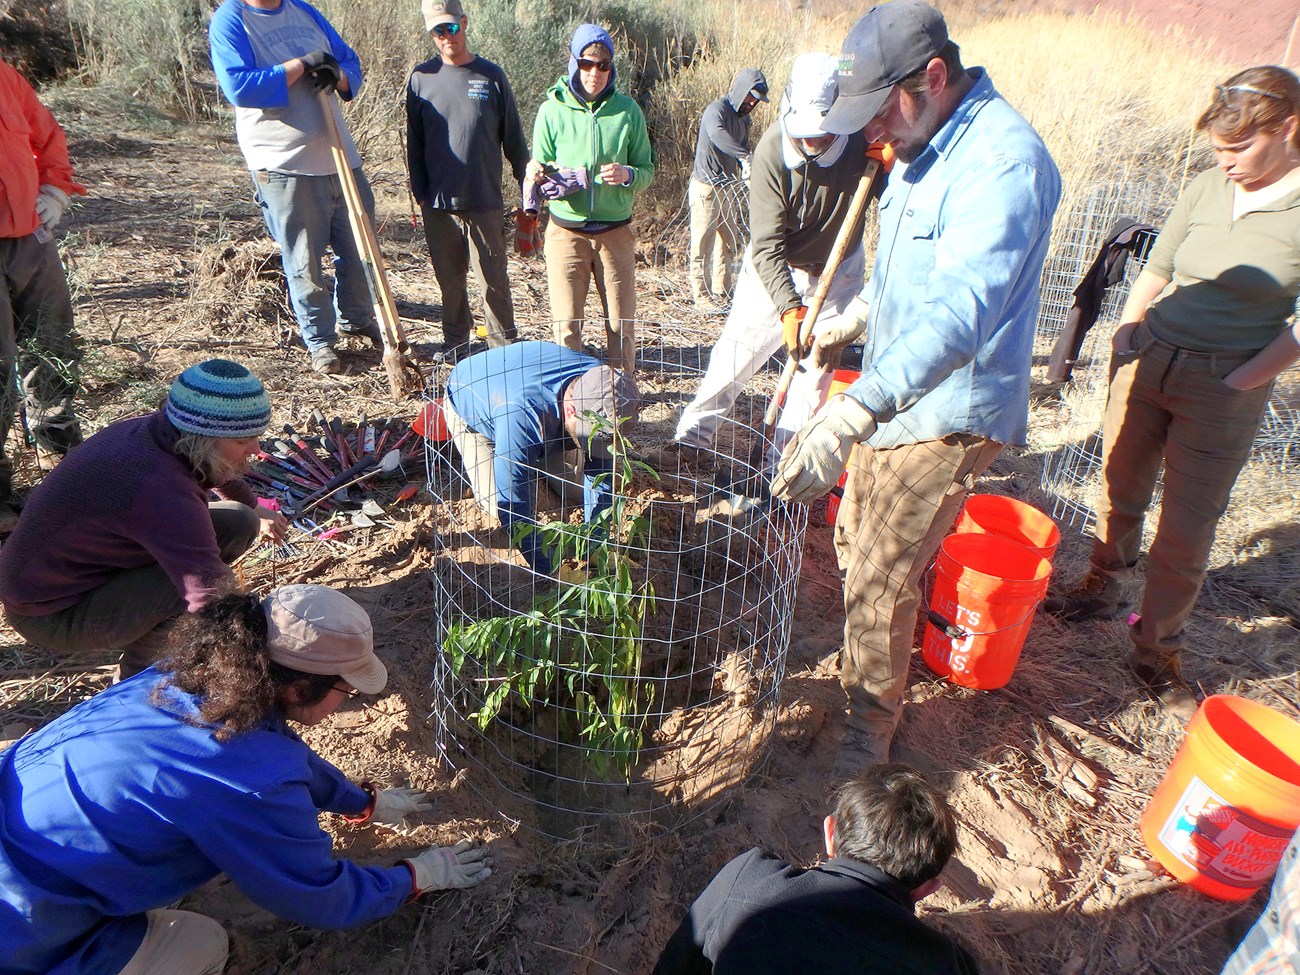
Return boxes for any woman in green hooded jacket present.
[529,23,655,373]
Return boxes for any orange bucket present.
[824,370,861,525]
[954,494,1060,560]
[921,533,1051,689]
[1140,695,1300,900]
[413,399,450,443]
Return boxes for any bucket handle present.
[922,565,1045,641]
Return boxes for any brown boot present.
[1044,569,1129,622]
[831,725,892,785]
[1132,658,1200,723]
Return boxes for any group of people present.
[2,0,1299,970]
[210,0,655,375]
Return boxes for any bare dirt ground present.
[2,47,1299,975]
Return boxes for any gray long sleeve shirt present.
[406,54,529,211]
[748,124,870,314]
[690,68,765,184]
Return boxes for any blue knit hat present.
[165,359,271,439]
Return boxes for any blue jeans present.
[252,168,376,352]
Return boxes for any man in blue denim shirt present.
[771,0,1061,774]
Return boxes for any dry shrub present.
[187,238,291,337]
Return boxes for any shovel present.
[318,90,423,400]
[736,157,882,496]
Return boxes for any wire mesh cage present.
[1034,179,1169,380]
[424,326,807,837]
[647,176,751,312]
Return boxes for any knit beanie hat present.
[164,359,271,439]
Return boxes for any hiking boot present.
[693,293,723,314]
[440,341,471,364]
[0,501,19,535]
[638,441,714,477]
[340,320,384,348]
[1132,660,1200,723]
[831,726,892,784]
[310,345,342,375]
[1043,569,1128,622]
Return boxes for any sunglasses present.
[577,58,612,73]
[1216,83,1283,107]
[430,22,462,37]
[333,682,362,700]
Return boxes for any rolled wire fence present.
[424,324,807,837]
[1036,180,1300,533]
[647,175,751,314]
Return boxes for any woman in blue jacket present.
[0,585,491,975]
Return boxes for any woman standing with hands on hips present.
[0,585,491,975]
[1051,66,1300,717]
[528,24,655,373]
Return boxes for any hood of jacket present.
[727,67,768,112]
[567,23,617,101]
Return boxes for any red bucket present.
[954,494,1060,560]
[413,399,450,443]
[922,532,1052,689]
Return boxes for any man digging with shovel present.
[771,0,1061,777]
[671,53,887,472]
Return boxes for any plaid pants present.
[834,434,1002,735]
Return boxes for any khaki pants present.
[688,178,741,300]
[116,909,228,975]
[834,435,1002,735]
[6,501,260,678]
[1092,322,1271,668]
[422,206,517,350]
[545,221,637,372]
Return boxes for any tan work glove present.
[810,296,870,371]
[781,306,809,361]
[770,395,876,505]
[405,840,492,892]
[370,787,436,829]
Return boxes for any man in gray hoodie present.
[688,68,768,310]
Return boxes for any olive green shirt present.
[1145,167,1300,352]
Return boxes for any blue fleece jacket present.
[446,341,614,572]
[0,671,411,975]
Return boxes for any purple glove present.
[522,177,542,214]
[538,166,589,200]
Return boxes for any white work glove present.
[34,185,71,232]
[739,157,751,183]
[405,840,492,892]
[370,787,436,828]
[770,395,877,505]
[810,295,871,370]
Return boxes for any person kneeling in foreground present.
[0,358,288,679]
[0,584,491,975]
[652,764,978,975]
[443,339,640,574]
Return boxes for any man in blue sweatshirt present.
[442,341,640,573]
[209,0,383,375]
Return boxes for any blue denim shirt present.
[847,69,1061,449]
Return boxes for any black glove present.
[300,49,341,91]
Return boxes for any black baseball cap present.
[822,0,948,135]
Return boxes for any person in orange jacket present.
[0,59,86,531]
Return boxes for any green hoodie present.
[532,77,656,226]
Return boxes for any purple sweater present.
[0,411,257,616]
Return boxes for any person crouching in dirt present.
[528,24,656,373]
[652,763,978,975]
[0,585,492,975]
[442,339,640,575]
[0,359,288,680]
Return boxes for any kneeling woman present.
[0,585,491,975]
[0,358,288,678]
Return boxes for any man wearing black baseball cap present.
[770,0,1062,776]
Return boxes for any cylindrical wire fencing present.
[648,176,751,312]
[424,325,806,837]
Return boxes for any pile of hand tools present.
[243,410,424,555]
